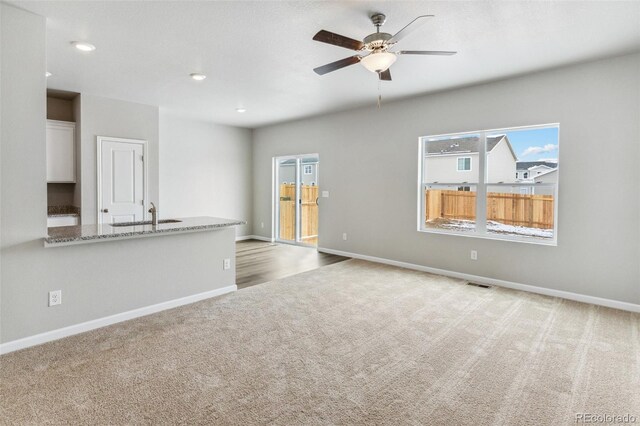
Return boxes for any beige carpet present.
[1,259,639,425]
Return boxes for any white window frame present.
[457,157,472,172]
[417,123,559,246]
[303,164,313,175]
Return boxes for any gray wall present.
[0,5,235,344]
[0,4,47,251]
[80,94,160,224]
[159,112,253,237]
[253,52,640,305]
[0,3,3,335]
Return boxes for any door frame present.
[96,136,149,225]
[273,153,319,247]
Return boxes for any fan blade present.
[378,69,392,81]
[313,30,364,51]
[388,15,434,44]
[397,50,457,56]
[313,56,361,75]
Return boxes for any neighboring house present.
[515,161,558,195]
[424,135,517,185]
[516,161,558,181]
[535,168,558,183]
[278,158,318,186]
[528,168,558,195]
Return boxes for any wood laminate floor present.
[236,239,349,289]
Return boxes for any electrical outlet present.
[470,250,478,261]
[49,290,62,307]
[261,222,264,228]
[342,233,347,241]
[223,258,231,270]
[322,191,329,198]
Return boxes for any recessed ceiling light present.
[236,107,247,113]
[45,71,52,78]
[72,41,96,52]
[190,73,207,81]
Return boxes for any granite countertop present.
[48,205,80,217]
[45,216,246,247]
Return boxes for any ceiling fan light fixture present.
[360,51,397,73]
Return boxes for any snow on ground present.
[426,219,553,239]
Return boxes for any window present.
[457,157,471,171]
[303,164,312,175]
[419,124,559,244]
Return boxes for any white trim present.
[0,285,237,355]
[317,247,640,313]
[235,234,273,242]
[96,136,149,225]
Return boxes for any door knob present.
[101,208,109,213]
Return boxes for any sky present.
[500,127,559,162]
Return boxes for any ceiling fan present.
[312,13,456,81]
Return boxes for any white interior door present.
[98,137,146,224]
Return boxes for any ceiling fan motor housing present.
[363,32,392,51]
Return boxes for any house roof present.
[279,157,318,165]
[426,135,505,155]
[425,135,517,161]
[516,161,558,171]
[536,168,558,178]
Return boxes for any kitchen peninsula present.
[45,216,245,247]
[1,214,245,352]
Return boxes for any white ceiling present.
[14,1,640,128]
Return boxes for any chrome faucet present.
[148,202,158,225]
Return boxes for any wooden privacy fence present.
[426,190,554,229]
[279,184,318,240]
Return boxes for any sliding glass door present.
[275,154,319,246]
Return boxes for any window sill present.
[418,228,558,246]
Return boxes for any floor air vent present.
[467,282,492,289]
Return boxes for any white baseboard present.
[0,285,237,355]
[318,247,640,313]
[236,235,273,242]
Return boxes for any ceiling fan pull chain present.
[377,77,382,109]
